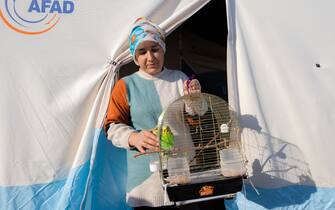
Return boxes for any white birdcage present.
[156,93,247,203]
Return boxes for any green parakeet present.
[160,125,174,150]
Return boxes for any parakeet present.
[160,125,174,150]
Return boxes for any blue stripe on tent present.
[0,161,89,210]
[0,128,132,210]
[225,184,335,210]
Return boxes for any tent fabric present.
[2,0,335,209]
[0,0,210,209]
[225,0,335,209]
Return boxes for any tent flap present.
[226,0,335,209]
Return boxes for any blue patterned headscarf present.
[128,17,166,64]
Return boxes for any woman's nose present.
[146,51,154,60]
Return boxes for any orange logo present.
[0,0,74,35]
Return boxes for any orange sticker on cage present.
[199,185,214,196]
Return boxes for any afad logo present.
[0,0,74,35]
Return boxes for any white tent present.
[225,0,335,209]
[1,0,335,209]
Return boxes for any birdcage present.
[156,93,247,203]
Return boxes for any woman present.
[104,18,224,210]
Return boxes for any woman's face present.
[135,41,164,75]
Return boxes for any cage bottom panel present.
[166,176,243,202]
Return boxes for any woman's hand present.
[129,130,160,153]
[183,79,201,95]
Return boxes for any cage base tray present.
[166,176,243,202]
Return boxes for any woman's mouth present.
[147,63,158,68]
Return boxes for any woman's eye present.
[151,48,159,52]
[138,50,146,55]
